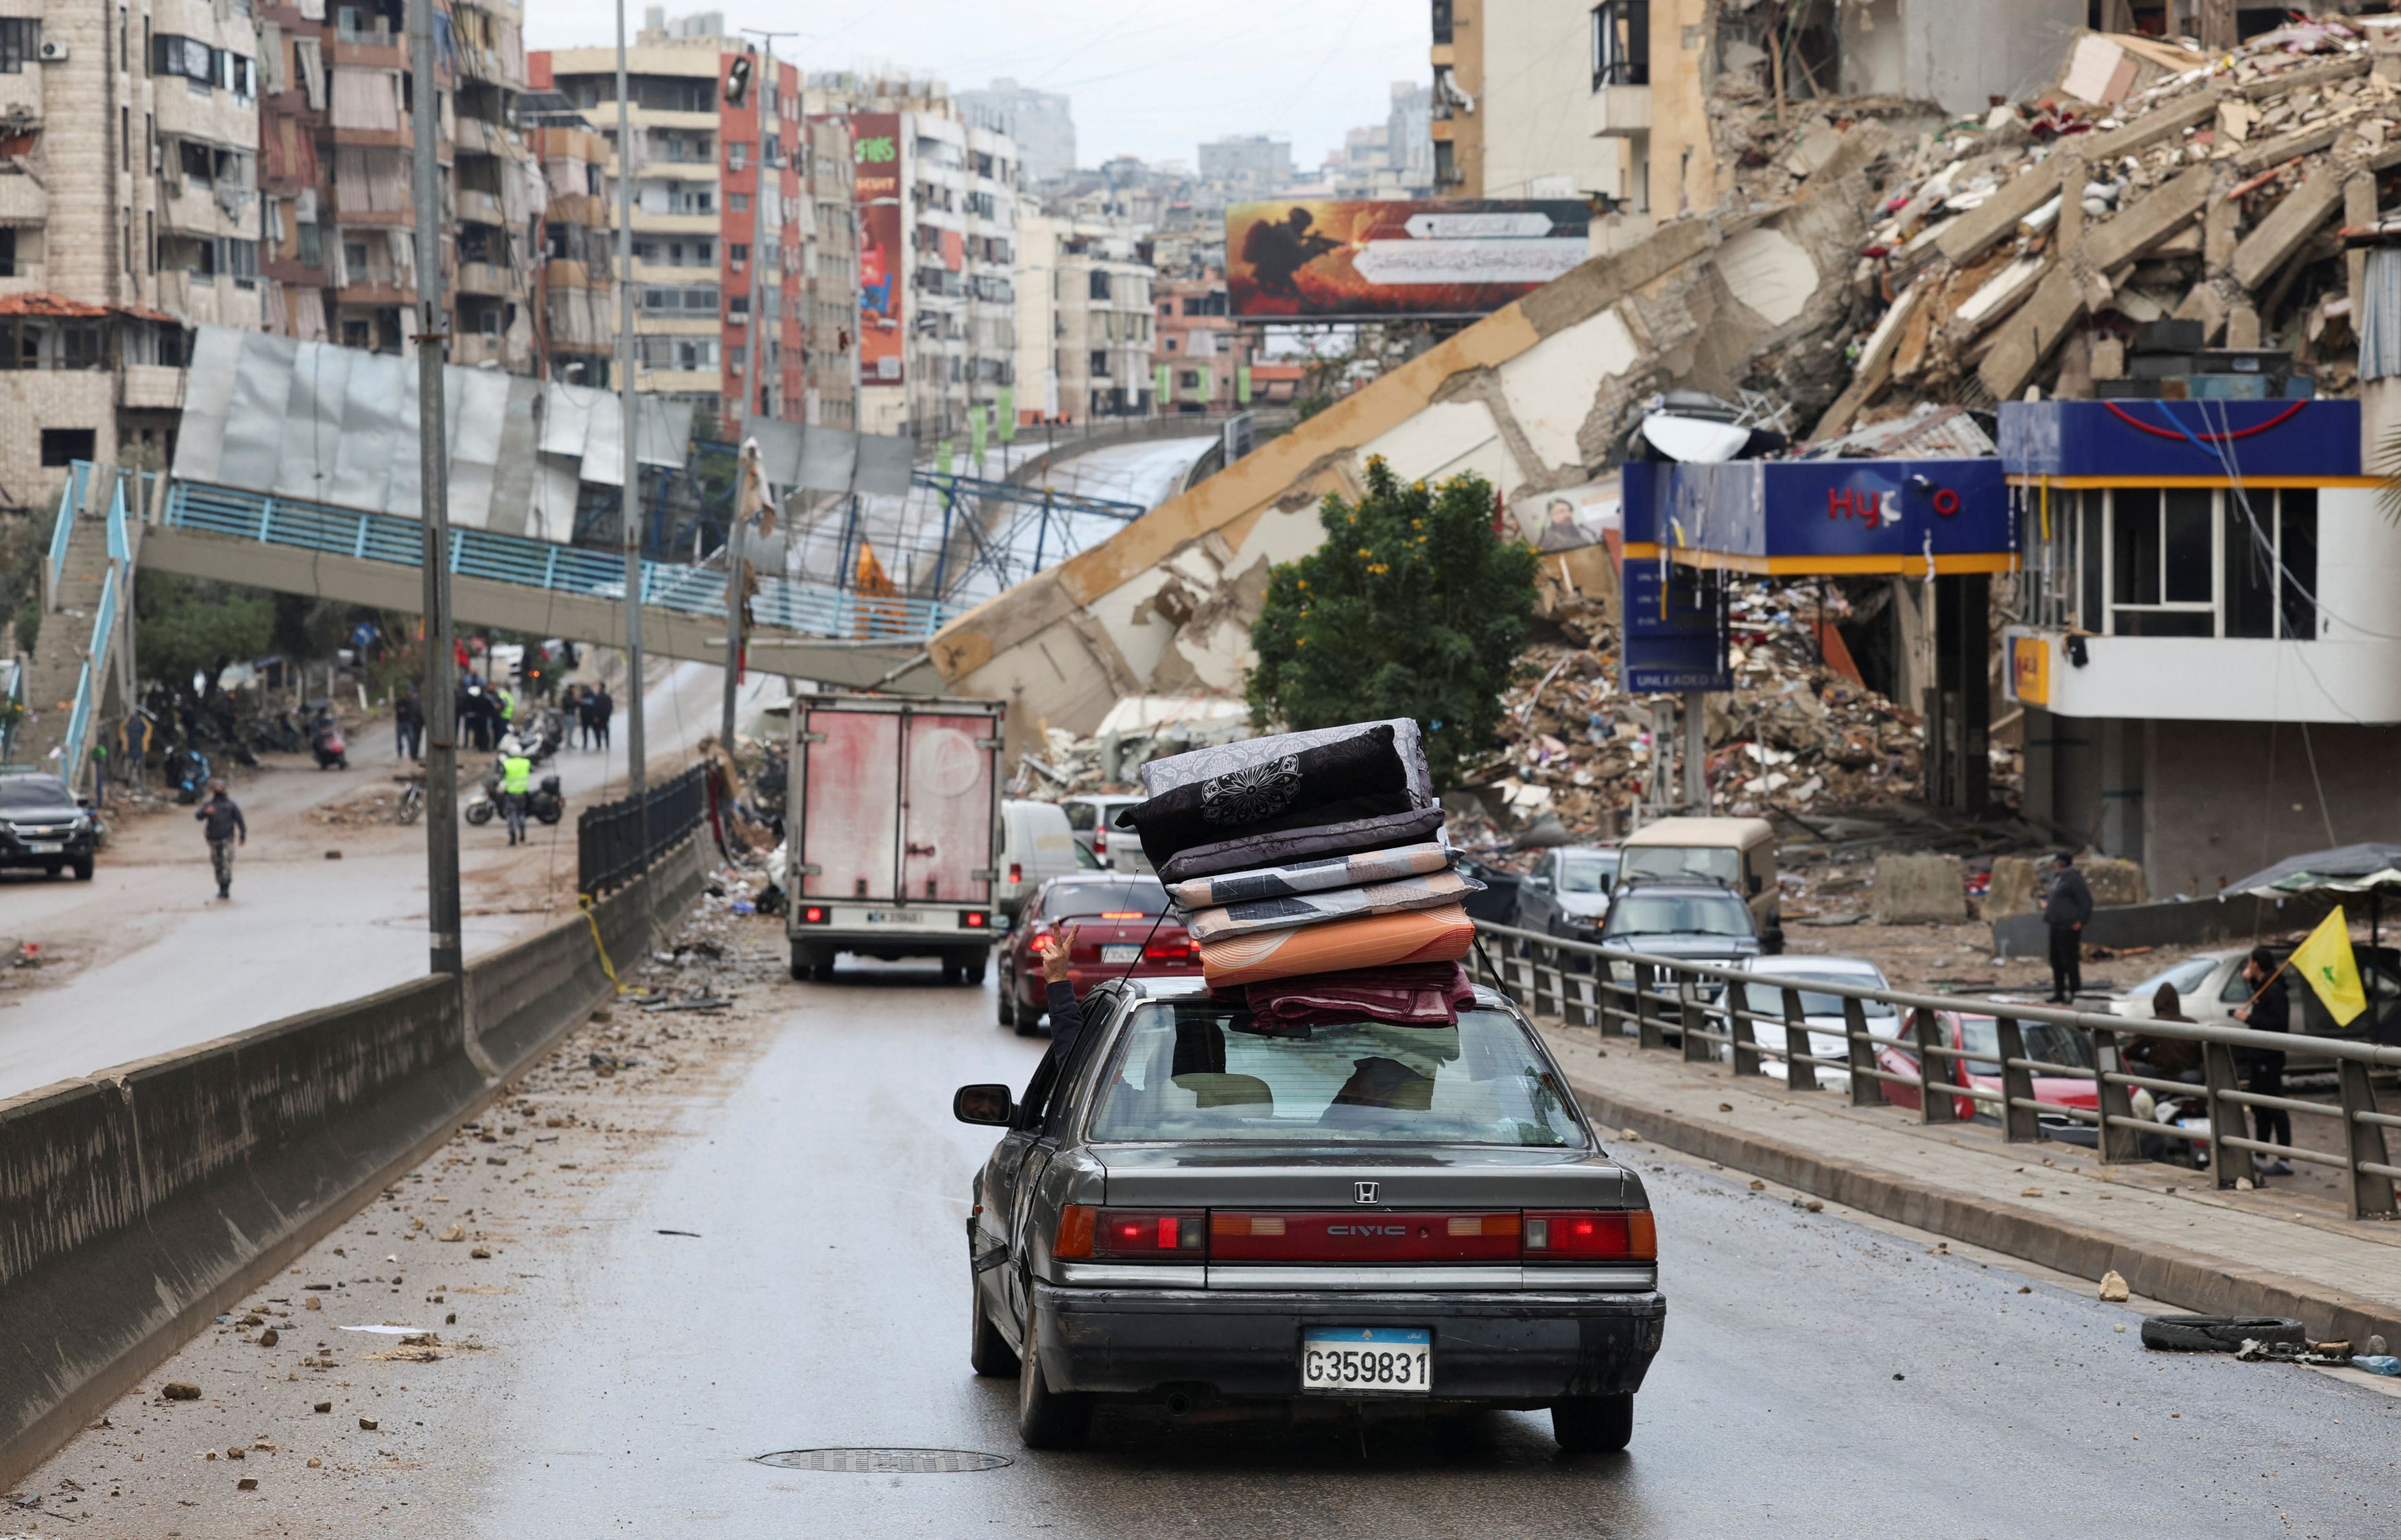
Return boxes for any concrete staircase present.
[17,506,115,772]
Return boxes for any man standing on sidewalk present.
[195,777,247,899]
[594,685,615,750]
[2234,946,2295,1176]
[397,687,425,763]
[2043,851,2092,1003]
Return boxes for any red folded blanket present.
[1247,962,1476,1028]
[1197,902,1474,988]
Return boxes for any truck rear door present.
[899,709,996,905]
[799,706,901,901]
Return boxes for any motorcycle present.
[166,746,212,805]
[394,774,425,825]
[310,716,349,770]
[530,772,565,826]
[464,763,564,827]
[463,763,498,826]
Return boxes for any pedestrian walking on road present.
[594,685,615,750]
[2234,946,2295,1176]
[194,777,247,899]
[2042,851,2092,1003]
[500,750,533,846]
[397,687,425,763]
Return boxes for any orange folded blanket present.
[1198,901,1475,988]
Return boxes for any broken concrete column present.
[1871,853,1967,924]
[2233,165,2347,292]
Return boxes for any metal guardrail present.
[44,464,82,603]
[162,479,965,641]
[58,567,115,792]
[54,468,137,794]
[1469,920,2401,1222]
[577,763,707,896]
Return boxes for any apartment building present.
[536,19,809,430]
[1018,209,1150,423]
[957,77,1073,184]
[0,0,259,507]
[805,75,1019,441]
[521,89,612,388]
[799,112,853,427]
[1151,273,1249,416]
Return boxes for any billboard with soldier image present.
[1225,199,1592,320]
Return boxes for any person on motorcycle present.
[500,750,534,845]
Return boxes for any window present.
[41,429,97,466]
[1087,1002,1587,1149]
[151,33,213,84]
[0,228,13,279]
[2278,488,2317,641]
[1431,0,1453,45]
[0,18,39,73]
[2057,486,2323,641]
[726,192,748,212]
[729,242,749,270]
[2109,486,2214,637]
[1433,137,1459,187]
[1592,1,1650,88]
[1088,271,1112,300]
[1619,845,1740,886]
[727,141,748,171]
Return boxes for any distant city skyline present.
[526,0,1426,175]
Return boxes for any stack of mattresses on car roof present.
[1112,720,1482,1026]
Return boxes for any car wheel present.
[962,951,989,986]
[71,858,93,881]
[809,959,836,984]
[1016,1299,1091,1449]
[969,1279,1018,1377]
[1552,1393,1633,1454]
[997,976,1015,1026]
[1011,991,1040,1037]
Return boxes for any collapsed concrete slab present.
[929,128,1890,758]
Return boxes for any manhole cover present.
[753,1448,1010,1474]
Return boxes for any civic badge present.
[1353,1181,1379,1205]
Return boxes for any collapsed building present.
[927,14,2401,899]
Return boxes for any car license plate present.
[864,910,925,924]
[1100,944,1140,964]
[23,842,61,854]
[1301,1327,1430,1395]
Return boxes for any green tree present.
[1246,458,1537,788]
[135,574,273,701]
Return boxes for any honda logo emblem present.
[1353,1181,1379,1205]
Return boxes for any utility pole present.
[409,0,460,976]
[615,0,648,832]
[725,29,794,755]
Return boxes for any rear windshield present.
[1737,980,1894,1019]
[1620,845,1742,885]
[0,778,72,810]
[1558,854,1616,894]
[1959,1017,2094,1077]
[1045,880,1168,919]
[1605,891,1753,938]
[1086,1002,1588,1148]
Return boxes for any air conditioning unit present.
[38,40,69,62]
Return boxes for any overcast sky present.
[525,0,1428,172]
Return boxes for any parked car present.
[0,772,99,881]
[1061,794,1142,867]
[1876,1008,2099,1141]
[1618,816,1782,951]
[2111,945,2401,1054]
[1725,955,1895,1089]
[953,976,1664,1452]
[1513,845,1620,943]
[995,799,1099,920]
[998,875,1198,1034]
[1596,879,1762,997]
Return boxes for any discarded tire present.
[2139,1314,2307,1353]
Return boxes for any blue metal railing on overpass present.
[162,480,965,641]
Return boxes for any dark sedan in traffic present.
[954,978,1664,1452]
[0,772,99,881]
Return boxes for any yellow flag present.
[2288,905,2367,1027]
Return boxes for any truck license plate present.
[1100,944,1140,964]
[864,910,926,924]
[23,842,61,854]
[1301,1327,1430,1394]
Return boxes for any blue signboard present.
[1999,398,2359,481]
[1622,558,1730,694]
[1620,457,2010,573]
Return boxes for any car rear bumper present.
[1032,1281,1665,1402]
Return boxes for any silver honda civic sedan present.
[954,978,1666,1452]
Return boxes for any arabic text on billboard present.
[853,112,904,386]
[1226,200,1592,320]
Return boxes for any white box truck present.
[785,694,1005,984]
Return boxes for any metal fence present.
[1469,921,2401,1222]
[578,765,707,896]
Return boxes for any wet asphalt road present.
[425,966,2398,1540]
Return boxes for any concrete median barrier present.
[0,833,709,1488]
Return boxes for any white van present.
[1620,816,1781,949]
[995,799,1098,918]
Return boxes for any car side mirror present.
[953,1084,1015,1126]
[1528,875,1552,892]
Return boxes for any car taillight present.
[1098,911,1144,919]
[958,911,989,929]
[798,905,829,925]
[1144,936,1194,961]
[1093,827,1108,854]
[1028,932,1056,954]
[1522,1210,1656,1262]
[1054,1205,1202,1260]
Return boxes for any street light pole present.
[615,0,647,827]
[408,0,460,976]
[725,28,794,757]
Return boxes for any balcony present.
[156,272,264,329]
[544,257,606,290]
[119,365,188,411]
[450,332,534,372]
[454,189,505,226]
[335,279,415,308]
[1589,82,1651,137]
[456,261,526,300]
[0,173,45,226]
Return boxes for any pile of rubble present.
[1821,17,2398,431]
[1450,581,1928,862]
